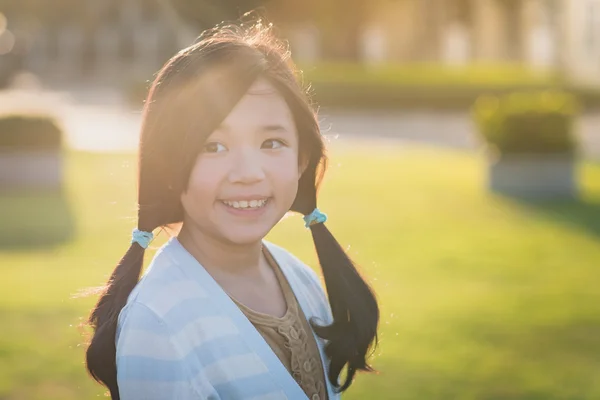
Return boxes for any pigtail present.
[308,222,379,392]
[85,241,148,400]
[289,97,380,391]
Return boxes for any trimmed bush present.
[0,114,64,150]
[472,91,579,155]
[0,114,64,191]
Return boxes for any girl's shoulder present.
[118,239,199,325]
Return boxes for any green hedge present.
[301,64,600,109]
[301,62,558,86]
[126,63,600,110]
[126,63,556,106]
[307,63,552,109]
[472,91,579,155]
[0,114,64,150]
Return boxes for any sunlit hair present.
[84,17,379,399]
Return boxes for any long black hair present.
[84,18,379,399]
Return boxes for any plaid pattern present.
[116,237,339,400]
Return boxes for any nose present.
[227,147,266,184]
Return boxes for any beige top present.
[229,247,329,400]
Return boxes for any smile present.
[220,198,269,210]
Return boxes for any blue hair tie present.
[303,208,327,228]
[131,228,154,249]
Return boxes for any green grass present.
[1,141,600,399]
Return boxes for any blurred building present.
[563,0,600,85]
[1,0,599,86]
[1,0,197,86]
[358,0,600,85]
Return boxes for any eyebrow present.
[215,123,290,134]
[261,124,289,133]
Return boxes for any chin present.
[219,228,271,246]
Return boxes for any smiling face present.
[180,77,304,245]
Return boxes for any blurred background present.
[1,0,600,399]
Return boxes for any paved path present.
[1,86,599,159]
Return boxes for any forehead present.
[219,78,295,130]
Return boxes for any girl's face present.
[181,78,304,245]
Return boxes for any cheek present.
[181,160,219,209]
[271,152,301,195]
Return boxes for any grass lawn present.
[1,140,600,399]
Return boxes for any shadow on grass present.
[489,157,600,238]
[500,195,600,239]
[0,188,76,250]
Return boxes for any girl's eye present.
[262,139,286,150]
[203,142,227,153]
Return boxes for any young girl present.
[85,20,379,400]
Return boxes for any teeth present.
[223,199,267,209]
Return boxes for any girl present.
[85,20,379,400]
